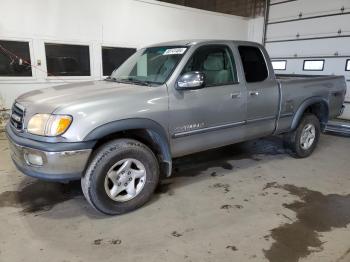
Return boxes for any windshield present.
[110,46,187,85]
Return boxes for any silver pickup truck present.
[6,40,346,215]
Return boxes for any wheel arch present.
[291,97,329,131]
[84,118,172,177]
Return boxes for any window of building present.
[0,40,32,77]
[238,46,268,82]
[303,60,324,71]
[45,43,90,76]
[182,45,237,86]
[272,60,287,70]
[102,46,136,76]
[346,59,350,71]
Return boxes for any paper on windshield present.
[163,48,187,55]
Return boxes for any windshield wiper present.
[114,77,155,86]
[125,77,153,86]
[104,77,130,84]
[107,76,159,86]
[104,76,122,83]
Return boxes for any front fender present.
[83,118,172,176]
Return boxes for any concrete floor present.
[0,131,350,262]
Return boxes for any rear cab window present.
[238,45,268,83]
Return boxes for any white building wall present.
[248,16,265,44]
[265,0,350,119]
[0,0,251,109]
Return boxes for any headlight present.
[27,114,72,136]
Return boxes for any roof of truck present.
[147,39,260,47]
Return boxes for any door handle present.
[249,91,259,97]
[231,92,241,99]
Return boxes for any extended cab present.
[6,40,346,215]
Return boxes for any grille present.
[10,103,25,130]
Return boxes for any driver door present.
[168,44,247,157]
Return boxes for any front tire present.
[81,139,159,215]
[284,114,321,158]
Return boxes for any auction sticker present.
[163,48,187,55]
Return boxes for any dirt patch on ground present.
[226,245,238,251]
[171,231,182,237]
[212,183,230,193]
[263,183,350,262]
[93,239,122,245]
[0,180,82,213]
[172,137,286,178]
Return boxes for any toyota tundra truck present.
[6,40,346,215]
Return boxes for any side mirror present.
[176,71,205,90]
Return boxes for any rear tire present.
[284,113,320,158]
[81,139,159,215]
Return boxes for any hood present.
[14,80,169,142]
[16,80,151,113]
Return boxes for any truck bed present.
[274,74,346,134]
[276,74,342,82]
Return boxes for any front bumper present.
[6,124,93,182]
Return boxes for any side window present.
[182,45,237,86]
[0,40,32,77]
[45,43,90,76]
[238,46,268,83]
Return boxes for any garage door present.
[264,0,350,120]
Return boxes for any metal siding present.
[266,15,350,41]
[264,0,350,119]
[269,0,350,22]
[266,38,350,57]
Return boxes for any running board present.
[325,121,350,136]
